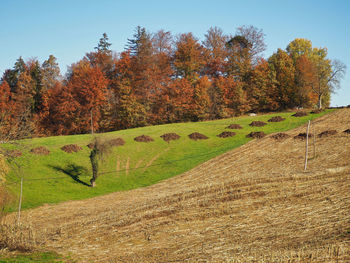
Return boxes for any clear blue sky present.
[1,0,349,106]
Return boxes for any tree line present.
[0,26,346,139]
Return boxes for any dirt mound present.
[7,150,23,158]
[226,124,242,129]
[344,129,350,134]
[188,132,208,140]
[246,131,266,139]
[292,111,308,117]
[294,133,313,140]
[249,121,267,127]
[30,146,50,155]
[268,116,285,122]
[318,130,337,138]
[109,138,125,147]
[134,135,154,142]
[160,133,181,143]
[271,133,290,141]
[311,109,323,114]
[61,144,82,153]
[217,131,236,138]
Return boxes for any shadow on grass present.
[49,164,90,187]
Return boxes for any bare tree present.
[89,138,112,187]
[236,25,266,64]
[312,59,346,109]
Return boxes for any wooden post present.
[304,120,310,171]
[90,109,93,135]
[313,122,316,159]
[17,176,23,224]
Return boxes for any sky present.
[1,0,349,106]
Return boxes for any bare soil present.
[160,133,180,143]
[292,111,308,117]
[318,130,337,138]
[268,116,285,122]
[246,131,266,139]
[188,132,208,140]
[4,108,350,262]
[30,146,50,155]
[217,131,236,138]
[134,135,154,142]
[60,144,82,153]
[271,132,290,141]
[249,121,267,127]
[226,124,242,129]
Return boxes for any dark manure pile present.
[318,130,337,138]
[268,116,285,122]
[344,129,350,134]
[134,135,154,142]
[271,133,290,141]
[292,111,308,117]
[108,138,125,147]
[246,131,266,139]
[160,133,181,143]
[30,146,50,155]
[310,109,323,114]
[217,131,236,138]
[188,132,209,141]
[249,121,267,127]
[7,149,23,158]
[61,144,83,153]
[226,124,242,129]
[294,133,313,140]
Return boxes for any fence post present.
[17,176,23,224]
[304,120,310,171]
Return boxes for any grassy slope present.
[2,110,331,210]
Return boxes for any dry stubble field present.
[5,108,350,262]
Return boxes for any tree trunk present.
[318,94,322,109]
[90,178,96,187]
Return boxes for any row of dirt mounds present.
[217,131,236,138]
[226,124,242,129]
[134,135,154,142]
[271,132,290,141]
[188,132,208,140]
[292,111,308,117]
[268,116,285,122]
[246,131,266,139]
[30,146,50,155]
[160,133,181,143]
[61,144,82,153]
[249,121,267,127]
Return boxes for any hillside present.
[3,108,349,262]
[2,111,328,209]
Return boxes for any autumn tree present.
[174,33,207,82]
[203,27,228,77]
[42,55,61,90]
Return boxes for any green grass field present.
[2,110,331,210]
[0,252,74,263]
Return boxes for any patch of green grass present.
[0,252,74,263]
[2,110,332,210]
